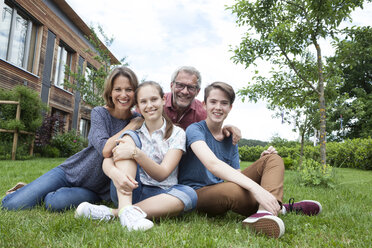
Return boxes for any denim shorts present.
[111,130,197,212]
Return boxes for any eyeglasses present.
[174,82,199,93]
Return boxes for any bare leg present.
[102,155,137,216]
[135,193,184,219]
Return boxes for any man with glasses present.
[164,66,241,144]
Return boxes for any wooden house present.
[0,0,119,137]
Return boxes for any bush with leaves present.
[238,138,371,170]
[37,144,60,158]
[0,86,47,132]
[51,130,88,157]
[34,114,66,147]
[327,138,371,170]
[0,132,34,160]
[297,158,335,188]
[238,145,264,161]
[0,86,47,159]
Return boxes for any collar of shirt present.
[138,117,167,138]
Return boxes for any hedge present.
[238,138,371,170]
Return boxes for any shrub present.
[238,145,264,161]
[0,132,34,160]
[283,156,296,170]
[326,138,371,170]
[297,158,335,188]
[0,85,47,132]
[238,138,371,170]
[38,145,60,158]
[34,114,66,147]
[51,130,88,157]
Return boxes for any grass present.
[0,159,371,247]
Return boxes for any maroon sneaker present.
[283,198,322,216]
[242,212,285,238]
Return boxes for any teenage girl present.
[75,81,197,231]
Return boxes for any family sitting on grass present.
[2,66,322,238]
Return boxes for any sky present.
[66,0,372,141]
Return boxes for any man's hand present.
[222,125,241,145]
[260,146,278,158]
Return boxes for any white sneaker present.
[119,205,154,231]
[75,202,114,221]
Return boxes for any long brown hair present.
[135,81,173,140]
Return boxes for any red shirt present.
[164,92,206,130]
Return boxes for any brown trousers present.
[195,154,284,217]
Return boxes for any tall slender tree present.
[228,0,369,165]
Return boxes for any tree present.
[65,25,127,107]
[327,26,372,140]
[228,0,369,166]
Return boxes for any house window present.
[79,118,90,138]
[0,0,38,71]
[53,42,73,89]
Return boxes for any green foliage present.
[228,0,368,166]
[327,26,372,140]
[0,133,34,160]
[51,130,88,157]
[0,86,47,132]
[238,145,263,161]
[269,136,304,148]
[0,119,25,131]
[327,138,371,170]
[297,158,335,188]
[238,138,268,147]
[282,157,295,170]
[239,138,371,170]
[37,145,60,158]
[64,25,126,107]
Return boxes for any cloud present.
[66,0,372,141]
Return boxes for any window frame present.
[53,40,74,90]
[0,0,39,72]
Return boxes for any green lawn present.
[0,159,371,247]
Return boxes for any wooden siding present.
[0,0,119,131]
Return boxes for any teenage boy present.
[178,82,322,238]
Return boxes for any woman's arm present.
[102,116,144,158]
[190,140,281,215]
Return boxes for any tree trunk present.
[299,127,305,169]
[315,42,327,166]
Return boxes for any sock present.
[118,205,132,216]
[281,206,287,215]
